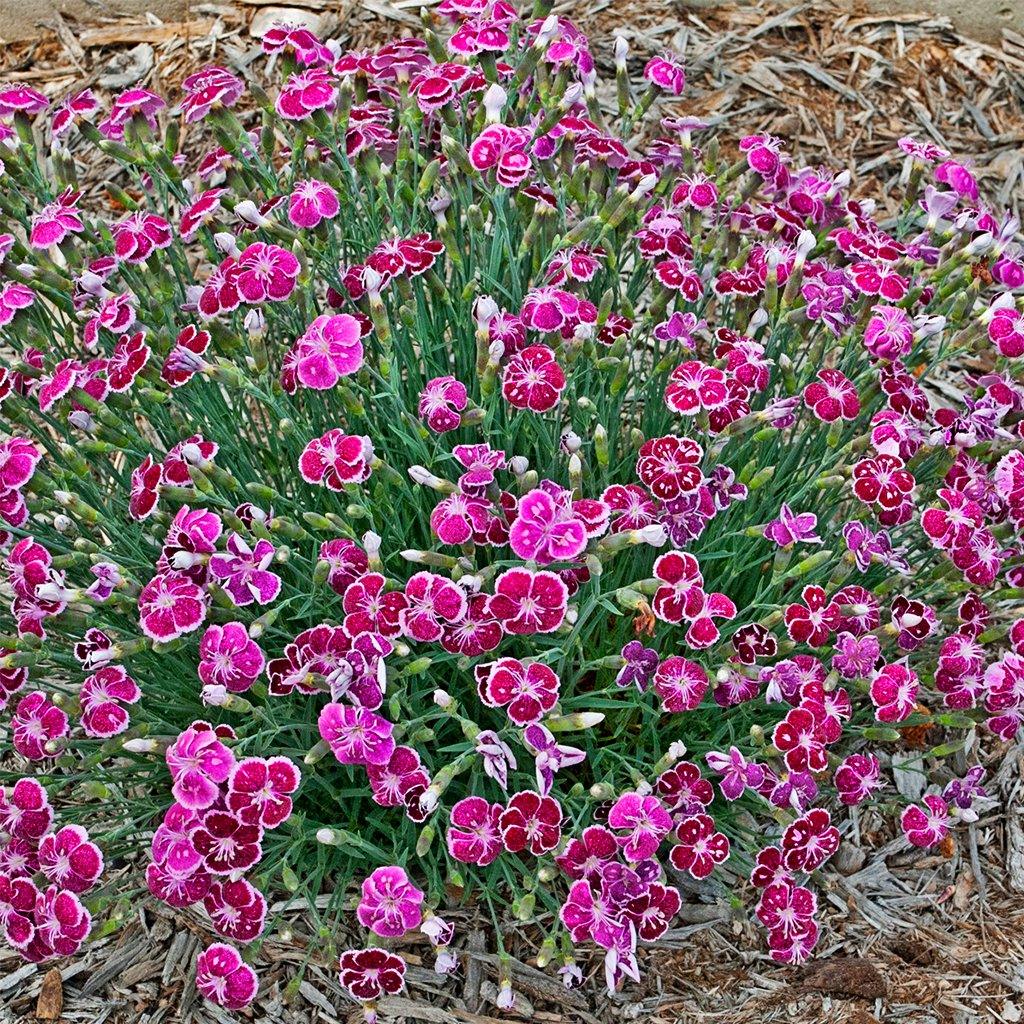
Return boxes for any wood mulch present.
[2,2,1024,1022]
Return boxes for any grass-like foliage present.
[0,0,1022,1014]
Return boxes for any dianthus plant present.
[1,0,1023,1015]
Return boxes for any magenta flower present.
[803,368,860,422]
[901,796,951,848]
[319,703,395,766]
[0,437,42,491]
[781,808,839,871]
[112,211,172,264]
[299,430,373,490]
[11,692,69,761]
[195,942,258,1010]
[400,571,467,643]
[481,657,560,726]
[488,568,568,635]
[756,882,817,939]
[764,503,821,547]
[500,791,562,855]
[418,376,468,433]
[664,361,728,415]
[138,570,208,642]
[357,865,425,937]
[502,345,565,412]
[669,814,730,878]
[339,947,407,1001]
[209,534,281,608]
[288,178,340,228]
[869,662,919,723]
[607,792,672,862]
[653,656,708,713]
[446,796,503,866]
[0,85,49,116]
[29,190,84,249]
[236,241,300,303]
[705,747,764,801]
[227,756,300,829]
[38,825,104,894]
[0,779,53,842]
[430,491,490,546]
[165,723,235,811]
[24,886,91,963]
[835,753,882,806]
[367,746,429,808]
[343,572,407,638]
[288,314,364,391]
[643,53,685,95]
[469,124,532,187]
[191,810,263,875]
[199,623,265,693]
[509,487,588,564]
[204,878,266,944]
[0,875,37,949]
[79,665,141,738]
[275,68,337,120]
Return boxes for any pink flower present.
[276,68,337,120]
[502,345,565,412]
[764,503,820,547]
[12,692,69,760]
[636,436,704,500]
[784,585,840,648]
[79,665,141,738]
[756,882,816,938]
[705,747,764,801]
[835,753,882,806]
[289,313,364,391]
[195,942,258,1010]
[0,875,37,949]
[236,242,300,303]
[772,707,828,774]
[138,571,208,642]
[38,825,104,894]
[0,437,42,491]
[112,211,172,264]
[447,796,503,865]
[489,568,568,635]
[989,307,1024,358]
[180,66,244,122]
[288,178,340,228]
[400,572,468,643]
[0,778,53,841]
[643,53,686,95]
[469,124,532,186]
[653,656,708,713]
[509,487,588,564]
[607,792,672,862]
[227,756,300,829]
[318,703,395,766]
[199,623,265,693]
[430,492,490,546]
[51,89,100,137]
[209,534,281,607]
[358,865,425,937]
[165,723,235,811]
[781,808,839,870]
[669,814,730,878]
[500,791,562,855]
[29,189,84,249]
[339,947,407,1001]
[0,282,34,328]
[419,376,468,432]
[852,453,915,511]
[481,658,560,726]
[664,361,728,414]
[191,810,263,875]
[0,86,49,116]
[319,538,368,595]
[869,662,919,723]
[625,882,682,943]
[803,368,860,422]
[901,795,950,847]
[204,878,266,944]
[299,430,373,490]
[24,886,91,963]
[343,572,407,638]
[367,746,429,808]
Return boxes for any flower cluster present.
[0,1,1021,1016]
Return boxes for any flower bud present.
[483,84,507,123]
